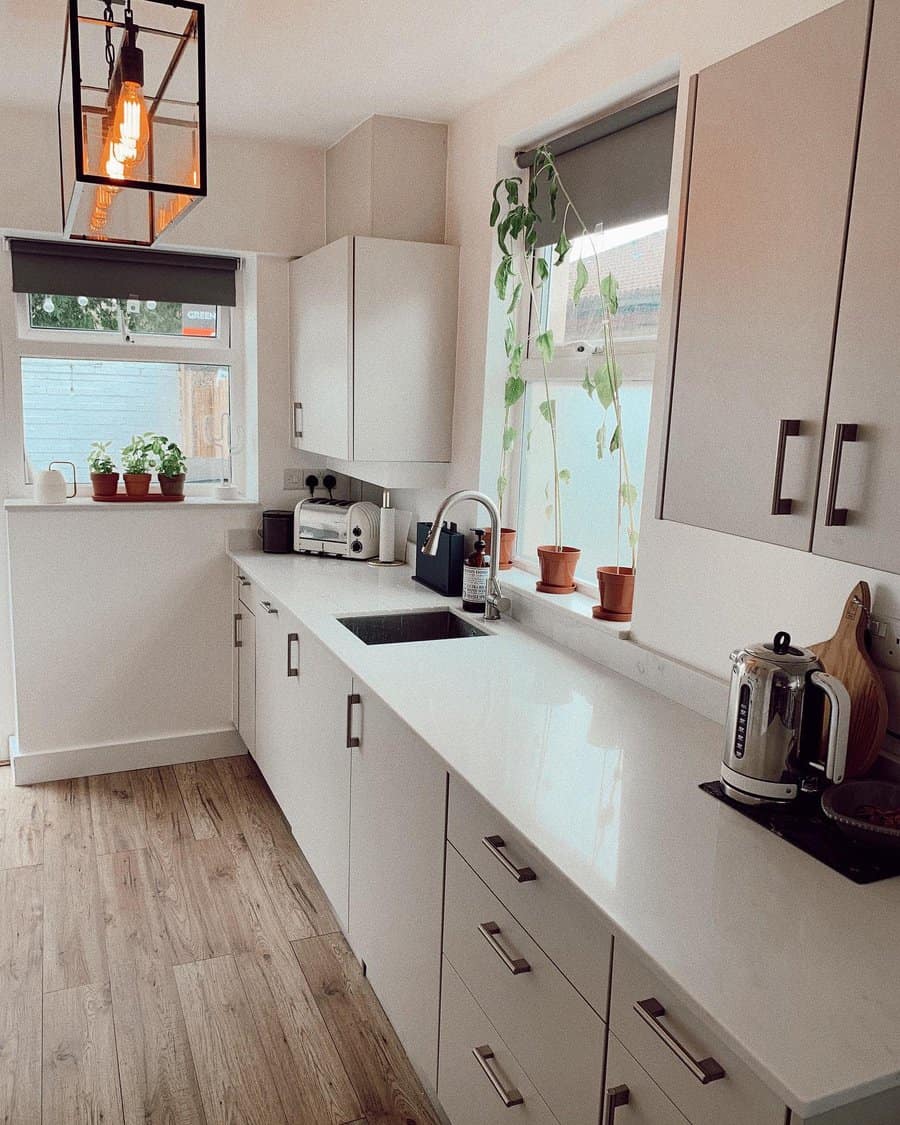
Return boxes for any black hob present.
[700,780,900,884]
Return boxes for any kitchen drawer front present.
[235,569,256,613]
[603,1031,689,1125]
[447,775,612,1016]
[610,944,784,1125]
[444,844,604,1125]
[438,958,558,1125]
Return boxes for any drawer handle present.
[823,422,858,526]
[472,1044,524,1108]
[287,632,299,678]
[482,835,536,883]
[605,1084,630,1122]
[260,601,278,615]
[633,998,725,1084]
[478,922,531,975]
[770,418,801,515]
[233,612,242,649]
[293,401,304,440]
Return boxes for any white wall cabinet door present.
[348,682,448,1089]
[353,237,458,462]
[661,0,870,549]
[252,594,299,802]
[812,0,900,574]
[290,237,353,459]
[287,621,353,930]
[236,608,256,756]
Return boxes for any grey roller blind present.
[522,89,677,248]
[9,239,240,306]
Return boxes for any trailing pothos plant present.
[490,146,572,550]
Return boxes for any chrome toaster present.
[293,498,380,559]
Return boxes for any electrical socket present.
[283,467,309,490]
[868,614,900,674]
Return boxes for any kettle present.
[721,631,850,805]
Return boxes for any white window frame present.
[3,287,244,497]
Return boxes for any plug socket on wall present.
[284,467,318,491]
[868,613,900,736]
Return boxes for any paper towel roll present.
[379,505,396,562]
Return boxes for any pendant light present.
[59,0,207,246]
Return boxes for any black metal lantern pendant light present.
[59,0,207,245]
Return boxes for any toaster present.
[293,498,380,559]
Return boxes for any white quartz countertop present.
[230,548,900,1118]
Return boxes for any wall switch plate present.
[283,467,306,490]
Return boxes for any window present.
[510,93,675,586]
[10,291,239,491]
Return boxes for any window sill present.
[5,497,261,512]
[499,564,631,637]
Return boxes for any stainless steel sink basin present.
[337,609,490,645]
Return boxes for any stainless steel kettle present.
[721,631,850,805]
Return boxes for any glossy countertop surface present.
[230,549,900,1117]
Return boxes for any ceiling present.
[0,0,643,146]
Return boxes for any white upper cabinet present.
[812,0,900,574]
[660,0,870,550]
[290,235,459,463]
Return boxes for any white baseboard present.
[9,727,246,785]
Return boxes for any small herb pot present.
[90,471,119,498]
[123,472,152,498]
[594,566,635,621]
[484,527,516,571]
[158,473,186,497]
[536,545,581,594]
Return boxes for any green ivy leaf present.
[548,178,559,221]
[536,257,550,284]
[609,424,621,454]
[600,272,619,315]
[504,374,525,408]
[507,282,522,315]
[489,198,500,227]
[620,482,639,506]
[505,178,520,205]
[596,424,606,460]
[503,319,516,358]
[573,258,589,304]
[593,364,614,410]
[538,398,556,426]
[508,343,523,378]
[502,425,517,452]
[497,473,508,500]
[536,329,554,364]
[558,468,571,484]
[494,255,512,300]
[581,369,594,398]
[554,230,571,265]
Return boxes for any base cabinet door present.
[287,621,352,930]
[438,958,558,1125]
[603,1033,688,1125]
[236,608,256,755]
[348,683,448,1089]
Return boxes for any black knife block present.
[413,522,465,596]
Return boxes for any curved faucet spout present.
[421,490,510,621]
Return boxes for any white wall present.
[438,0,900,681]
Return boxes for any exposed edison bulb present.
[110,81,150,168]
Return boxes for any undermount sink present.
[337,609,490,646]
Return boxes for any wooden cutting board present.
[810,581,889,778]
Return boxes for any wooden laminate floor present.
[0,755,442,1125]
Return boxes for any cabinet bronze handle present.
[482,835,536,883]
[770,418,801,515]
[824,422,858,526]
[478,922,531,975]
[633,998,725,1084]
[605,1084,630,1122]
[233,613,242,649]
[286,633,299,678]
[260,601,278,615]
[472,1045,523,1107]
[293,401,303,439]
[346,693,361,748]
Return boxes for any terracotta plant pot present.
[90,471,119,497]
[594,566,635,622]
[536,545,581,594]
[484,527,516,571]
[158,473,186,497]
[123,472,152,498]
